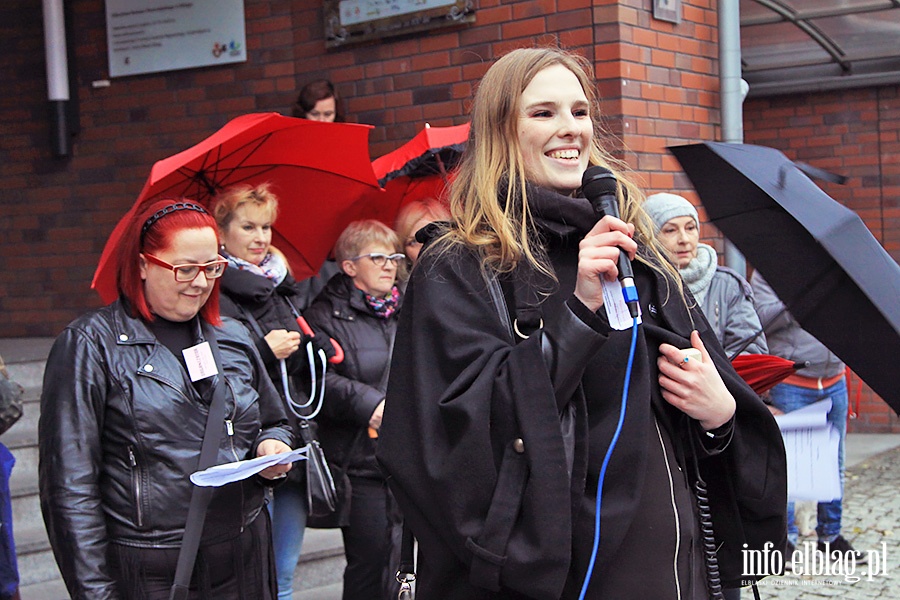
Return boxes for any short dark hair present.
[292,79,343,121]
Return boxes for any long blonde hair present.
[444,47,679,289]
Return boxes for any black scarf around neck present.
[525,184,596,242]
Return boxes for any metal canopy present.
[740,0,900,97]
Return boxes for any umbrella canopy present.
[344,123,468,228]
[344,175,449,230]
[372,122,469,187]
[730,353,802,396]
[91,113,381,303]
[670,141,900,414]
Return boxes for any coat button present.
[512,438,525,454]
[119,334,128,341]
[143,364,153,372]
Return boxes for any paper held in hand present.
[602,277,642,330]
[190,447,308,487]
[773,399,841,502]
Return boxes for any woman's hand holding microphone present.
[574,215,637,313]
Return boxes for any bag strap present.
[482,271,514,343]
[396,521,416,596]
[481,268,543,343]
[169,322,229,600]
[235,302,267,339]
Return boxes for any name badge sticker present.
[183,341,219,382]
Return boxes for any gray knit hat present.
[643,193,699,232]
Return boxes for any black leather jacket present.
[38,299,292,600]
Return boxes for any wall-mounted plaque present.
[325,0,475,49]
[105,0,246,78]
[653,0,682,25]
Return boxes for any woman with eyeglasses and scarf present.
[303,219,405,599]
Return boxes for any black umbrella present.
[669,141,900,415]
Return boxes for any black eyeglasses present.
[348,253,406,267]
[144,254,228,282]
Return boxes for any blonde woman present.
[377,48,786,599]
[213,184,336,600]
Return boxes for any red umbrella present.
[730,353,804,395]
[372,122,469,187]
[344,123,467,228]
[91,113,381,303]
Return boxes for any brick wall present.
[3,1,895,429]
[744,86,900,433]
[1,0,716,337]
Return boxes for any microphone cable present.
[687,419,725,600]
[578,315,640,600]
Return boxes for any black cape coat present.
[377,187,787,600]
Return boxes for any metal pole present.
[718,0,747,276]
[43,0,70,157]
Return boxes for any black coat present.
[39,300,292,599]
[303,273,401,524]
[377,188,787,600]
[219,267,316,465]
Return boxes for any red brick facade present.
[1,1,897,429]
[0,0,716,335]
[744,88,900,432]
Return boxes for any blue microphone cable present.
[578,315,639,600]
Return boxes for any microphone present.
[582,166,640,318]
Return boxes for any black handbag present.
[297,418,337,517]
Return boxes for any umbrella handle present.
[296,316,344,364]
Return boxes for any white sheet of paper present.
[601,278,641,330]
[774,399,842,502]
[190,447,308,487]
[182,341,218,382]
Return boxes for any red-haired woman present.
[39,199,294,599]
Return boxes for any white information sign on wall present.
[105,0,246,78]
[338,0,456,26]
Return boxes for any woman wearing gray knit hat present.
[644,192,768,357]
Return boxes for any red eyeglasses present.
[144,254,228,282]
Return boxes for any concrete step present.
[8,446,38,503]
[3,362,48,393]
[290,528,346,593]
[14,541,62,590]
[11,490,43,544]
[18,576,68,600]
[9,492,59,588]
[1,394,41,451]
[294,582,343,600]
[17,527,346,599]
